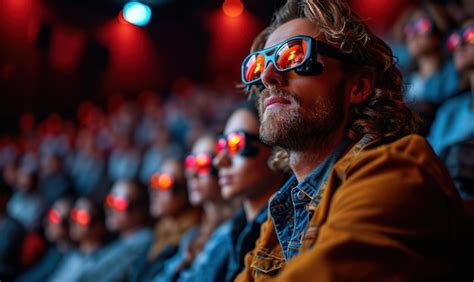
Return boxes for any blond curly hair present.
[250,0,420,141]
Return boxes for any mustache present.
[259,87,300,104]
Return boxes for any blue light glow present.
[123,2,152,26]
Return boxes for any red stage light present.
[222,0,244,18]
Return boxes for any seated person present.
[153,134,235,282]
[236,0,471,280]
[7,167,46,232]
[428,18,474,199]
[402,3,458,135]
[80,179,153,282]
[48,197,110,281]
[16,197,73,282]
[187,101,287,282]
[130,158,202,282]
[0,180,25,280]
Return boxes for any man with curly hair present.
[236,0,471,281]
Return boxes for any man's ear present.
[348,69,373,104]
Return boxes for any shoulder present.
[347,134,451,185]
[332,134,462,228]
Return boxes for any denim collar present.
[269,138,352,260]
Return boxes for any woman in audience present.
[403,3,458,135]
[153,134,235,282]
[428,17,474,200]
[211,101,288,282]
[161,101,288,282]
[16,197,73,282]
[80,179,153,281]
[48,197,110,281]
[131,158,202,281]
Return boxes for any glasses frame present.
[149,172,176,192]
[105,193,132,212]
[403,17,435,38]
[241,35,355,87]
[446,25,474,52]
[184,152,216,176]
[217,131,262,157]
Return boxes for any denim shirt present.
[224,206,268,282]
[176,220,233,282]
[269,139,351,261]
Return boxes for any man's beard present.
[258,86,345,151]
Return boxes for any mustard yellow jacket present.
[236,134,470,282]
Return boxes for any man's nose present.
[260,62,287,88]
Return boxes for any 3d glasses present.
[106,193,131,212]
[184,152,215,176]
[70,208,91,226]
[217,131,261,157]
[447,25,474,52]
[47,208,66,225]
[241,35,355,87]
[404,17,435,37]
[149,172,175,192]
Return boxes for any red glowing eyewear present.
[447,25,474,52]
[150,172,175,191]
[184,153,214,176]
[241,35,354,87]
[106,193,130,212]
[404,17,434,37]
[217,131,260,157]
[48,208,65,225]
[70,208,91,226]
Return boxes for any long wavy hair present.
[250,0,420,141]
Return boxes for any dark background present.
[0,0,418,134]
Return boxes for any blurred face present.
[149,160,188,217]
[453,21,474,71]
[214,109,275,200]
[45,199,71,242]
[404,12,440,57]
[105,181,139,233]
[185,137,221,205]
[258,18,349,150]
[69,198,94,242]
[2,163,17,188]
[15,168,34,193]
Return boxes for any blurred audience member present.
[0,180,25,281]
[403,3,458,135]
[68,128,106,200]
[16,197,73,282]
[38,153,70,206]
[48,197,109,281]
[139,125,183,185]
[131,158,202,282]
[134,91,164,149]
[154,135,235,282]
[7,167,46,231]
[428,17,474,199]
[107,133,141,182]
[211,101,288,282]
[80,179,152,281]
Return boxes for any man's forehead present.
[265,18,321,48]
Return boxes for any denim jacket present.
[269,139,350,261]
[236,135,470,282]
[176,220,233,282]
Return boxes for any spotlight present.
[222,0,244,18]
[122,2,152,26]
